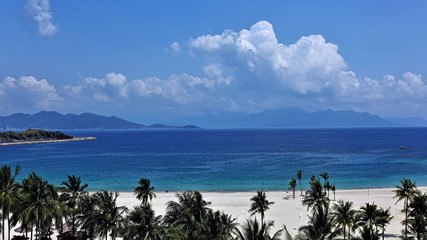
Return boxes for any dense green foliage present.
[0,166,425,240]
[0,129,72,142]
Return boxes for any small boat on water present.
[400,146,407,149]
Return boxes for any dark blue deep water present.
[0,128,426,191]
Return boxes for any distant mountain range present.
[178,108,427,128]
[1,109,426,130]
[0,111,199,130]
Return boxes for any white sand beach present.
[116,187,427,239]
[6,187,426,240]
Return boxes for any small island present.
[0,129,96,146]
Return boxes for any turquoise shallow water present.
[0,128,426,191]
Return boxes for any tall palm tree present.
[319,173,329,194]
[302,179,328,211]
[0,165,20,240]
[77,193,97,240]
[134,178,156,206]
[376,207,393,240]
[408,191,427,219]
[407,215,426,240]
[354,203,381,240]
[407,191,427,240]
[297,170,302,196]
[249,191,275,224]
[121,204,163,240]
[19,172,64,240]
[237,218,283,240]
[60,175,88,236]
[393,178,418,239]
[299,203,342,240]
[324,181,331,198]
[93,190,128,240]
[330,185,336,201]
[204,209,238,240]
[332,200,356,239]
[288,178,297,199]
[164,191,211,239]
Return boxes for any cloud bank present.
[2,21,427,119]
[25,0,58,36]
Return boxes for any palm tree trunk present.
[8,215,11,240]
[348,225,351,239]
[2,208,5,240]
[30,223,33,240]
[343,225,346,239]
[404,198,408,238]
[299,179,302,196]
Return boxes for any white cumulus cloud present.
[0,76,62,112]
[25,0,58,36]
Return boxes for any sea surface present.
[0,128,426,192]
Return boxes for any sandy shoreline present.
[0,137,96,146]
[115,187,427,239]
[6,187,426,239]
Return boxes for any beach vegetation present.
[319,173,329,194]
[60,175,89,237]
[393,178,418,239]
[288,178,297,199]
[134,178,156,206]
[0,165,20,240]
[332,200,356,240]
[249,191,275,224]
[18,172,64,240]
[297,170,302,196]
[331,185,336,201]
[302,179,328,211]
[407,191,427,240]
[92,190,128,240]
[298,202,342,240]
[0,129,72,143]
[236,218,282,240]
[2,164,426,240]
[121,204,163,240]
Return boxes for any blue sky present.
[1,1,427,123]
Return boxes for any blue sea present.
[0,128,426,192]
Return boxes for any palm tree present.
[237,218,283,240]
[407,215,426,240]
[393,178,418,239]
[19,172,64,240]
[204,209,238,240]
[332,200,356,239]
[354,203,381,240]
[164,191,211,239]
[302,179,328,211]
[93,190,128,240]
[407,191,427,240]
[297,170,302,196]
[60,175,88,236]
[299,203,342,240]
[358,225,380,240]
[331,185,336,201]
[121,204,163,240]
[288,178,297,199]
[249,191,275,224]
[77,193,98,240]
[134,178,156,206]
[376,207,393,240]
[319,173,329,194]
[324,181,331,198]
[0,165,20,240]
